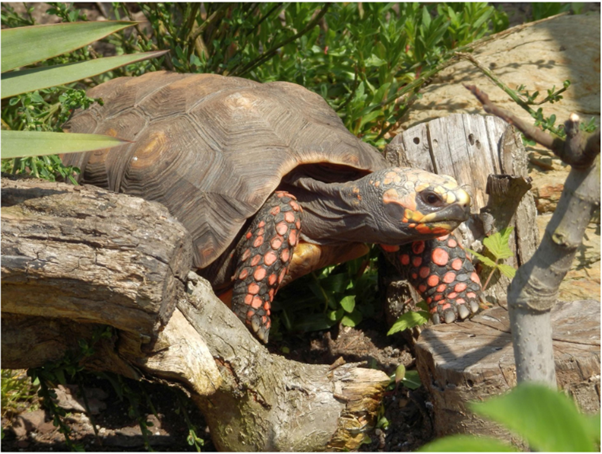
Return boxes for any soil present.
[1,320,435,452]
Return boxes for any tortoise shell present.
[63,71,387,268]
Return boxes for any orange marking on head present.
[414,224,432,234]
[432,226,452,236]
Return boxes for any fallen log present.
[1,177,390,451]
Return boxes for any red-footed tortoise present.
[62,71,482,343]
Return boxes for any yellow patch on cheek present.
[405,208,423,222]
[444,192,456,204]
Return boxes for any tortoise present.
[62,71,482,343]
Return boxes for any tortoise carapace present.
[63,71,482,343]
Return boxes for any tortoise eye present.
[421,191,444,207]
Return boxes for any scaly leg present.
[231,191,302,343]
[384,233,482,323]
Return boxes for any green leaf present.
[2,50,169,99]
[466,248,497,268]
[401,370,421,390]
[1,130,128,159]
[470,383,598,452]
[339,295,356,313]
[419,434,518,452]
[364,54,386,67]
[387,310,429,335]
[394,364,406,383]
[1,21,136,73]
[341,310,362,327]
[497,263,517,279]
[482,227,514,260]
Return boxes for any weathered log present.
[1,177,390,451]
[415,300,600,449]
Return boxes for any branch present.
[465,84,600,169]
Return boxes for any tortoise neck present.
[285,174,381,245]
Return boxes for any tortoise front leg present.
[383,233,482,324]
[232,191,302,343]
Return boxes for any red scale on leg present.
[231,191,302,343]
[385,232,483,325]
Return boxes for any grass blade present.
[1,21,136,72]
[1,130,129,159]
[2,50,169,99]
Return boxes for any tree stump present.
[415,301,600,448]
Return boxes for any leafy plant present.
[387,301,430,336]
[468,226,517,289]
[420,383,601,452]
[273,251,380,337]
[1,369,40,418]
[1,18,165,180]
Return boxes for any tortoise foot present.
[390,233,482,324]
[231,191,302,343]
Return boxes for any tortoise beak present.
[422,203,470,224]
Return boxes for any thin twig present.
[465,84,600,169]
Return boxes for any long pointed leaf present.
[2,50,169,99]
[1,130,129,159]
[1,21,136,72]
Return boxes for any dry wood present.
[1,177,390,452]
[1,177,192,336]
[415,300,600,449]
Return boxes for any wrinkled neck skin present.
[284,171,415,246]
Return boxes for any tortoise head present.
[340,167,471,245]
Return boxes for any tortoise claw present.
[431,313,441,325]
[443,309,456,324]
[469,299,480,314]
[457,304,471,320]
